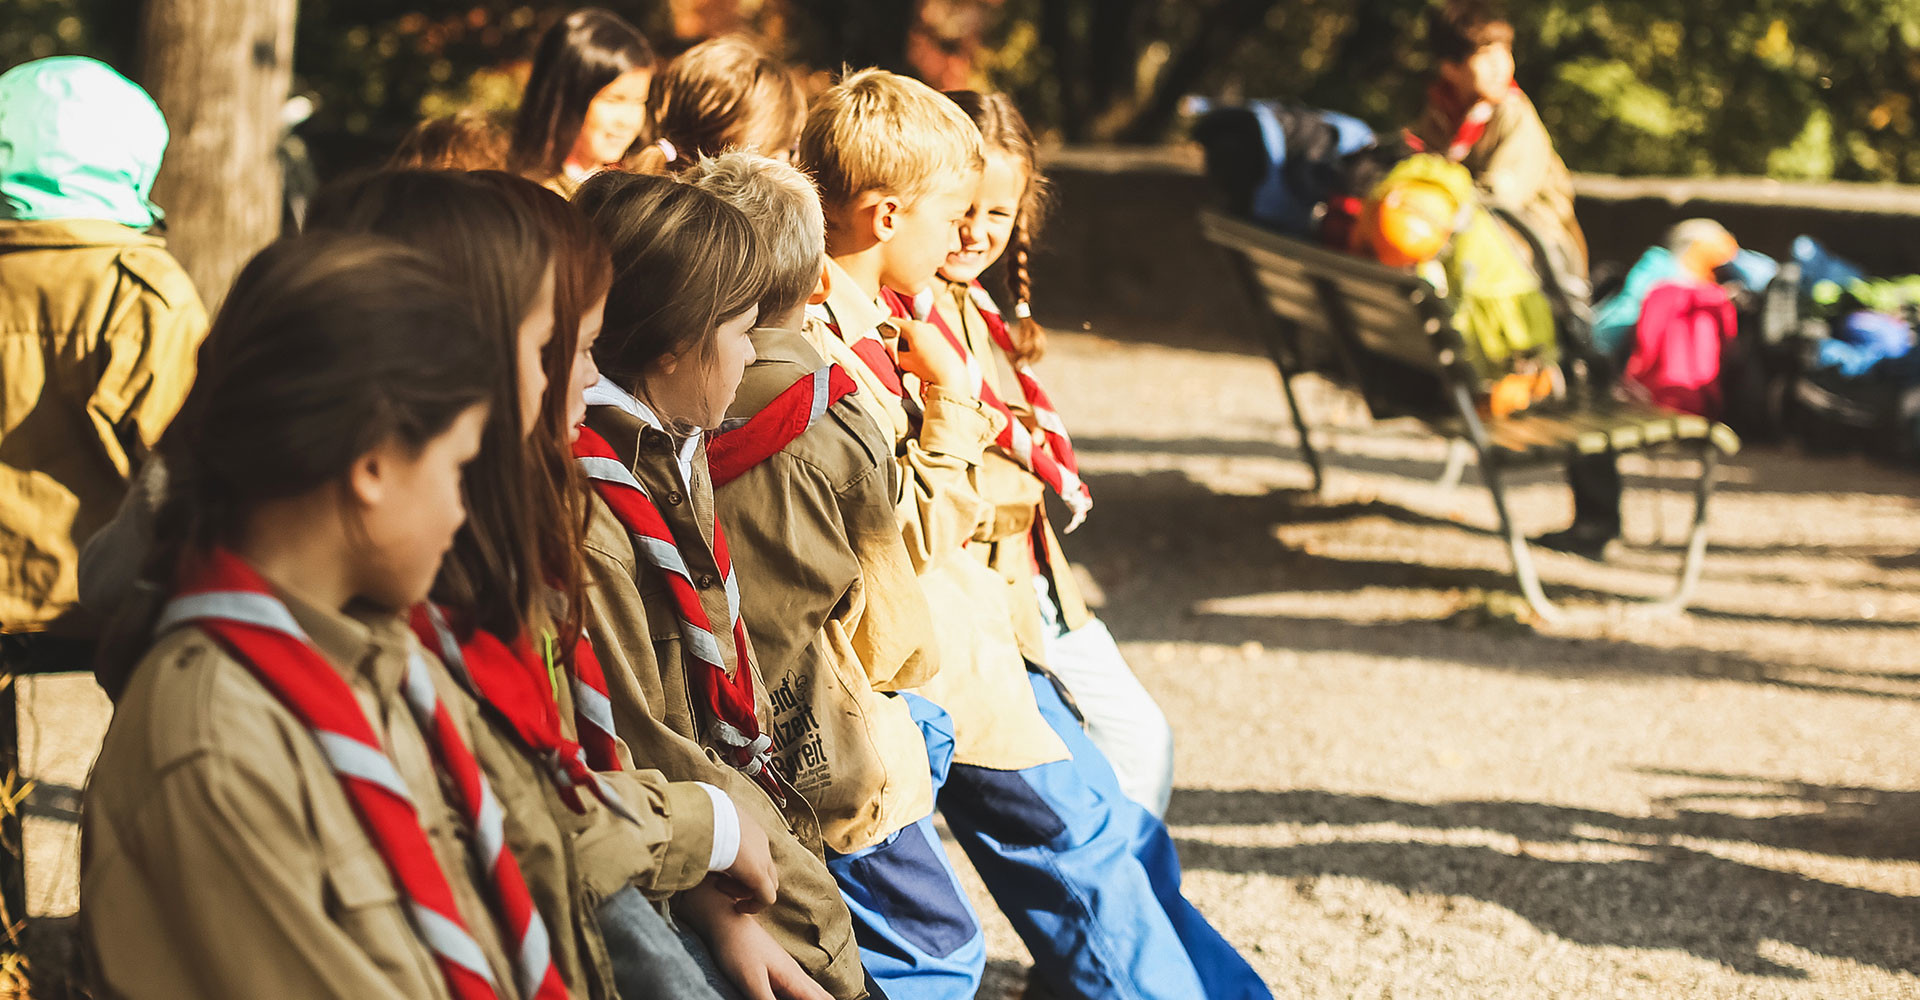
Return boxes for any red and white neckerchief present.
[807,301,905,398]
[707,363,859,488]
[409,606,637,823]
[158,549,565,1000]
[571,419,780,801]
[1429,79,1522,162]
[897,283,1094,531]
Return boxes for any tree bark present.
[137,0,297,312]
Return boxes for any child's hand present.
[711,805,778,913]
[676,882,834,1000]
[887,317,969,391]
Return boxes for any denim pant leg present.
[596,885,728,1000]
[1037,607,1176,817]
[827,814,986,1000]
[1027,672,1273,1000]
[938,672,1207,1000]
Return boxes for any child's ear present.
[871,194,904,244]
[346,448,388,508]
[809,259,832,305]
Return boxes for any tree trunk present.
[137,0,297,312]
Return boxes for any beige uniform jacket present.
[579,400,867,1000]
[83,590,551,999]
[813,263,1068,772]
[929,284,1095,664]
[714,326,940,854]
[1413,89,1589,284]
[0,219,207,636]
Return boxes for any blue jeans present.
[826,693,984,1000]
[1035,576,1175,817]
[941,672,1272,1000]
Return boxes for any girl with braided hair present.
[929,90,1178,820]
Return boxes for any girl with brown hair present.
[304,169,785,1000]
[568,169,862,1000]
[623,35,807,174]
[80,231,523,999]
[510,8,657,195]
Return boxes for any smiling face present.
[941,150,1027,285]
[349,402,490,609]
[569,68,653,170]
[877,172,979,296]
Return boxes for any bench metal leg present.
[1475,450,1566,624]
[1479,442,1721,625]
[1275,367,1324,493]
[1436,439,1472,495]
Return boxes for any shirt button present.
[666,490,684,505]
[697,573,717,589]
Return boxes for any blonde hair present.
[626,35,806,175]
[685,151,825,322]
[796,67,984,212]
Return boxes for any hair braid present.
[1005,222,1047,364]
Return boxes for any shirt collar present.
[583,379,702,487]
[276,586,414,697]
[819,258,890,343]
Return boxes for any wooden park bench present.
[1199,208,1741,623]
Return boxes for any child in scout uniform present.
[799,68,1270,1000]
[690,151,990,1000]
[569,171,863,1000]
[0,57,207,673]
[81,232,543,999]
[306,168,794,1000]
[922,90,1275,1000]
[931,90,1178,820]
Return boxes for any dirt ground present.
[16,323,1920,999]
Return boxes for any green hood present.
[0,56,168,229]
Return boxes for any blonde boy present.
[691,150,989,999]
[799,71,1268,1000]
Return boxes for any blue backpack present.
[1191,98,1377,236]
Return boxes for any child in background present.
[510,7,655,196]
[0,56,206,671]
[390,110,512,171]
[1411,0,1587,299]
[933,89,1176,819]
[81,232,518,999]
[691,151,989,1000]
[570,171,861,1000]
[924,90,1274,1000]
[799,68,1269,1000]
[625,35,808,173]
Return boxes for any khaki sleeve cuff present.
[918,384,1003,463]
[655,780,719,893]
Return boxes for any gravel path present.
[16,325,1920,999]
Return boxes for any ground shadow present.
[1168,786,1920,978]
[1068,469,1920,698]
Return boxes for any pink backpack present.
[1626,281,1736,417]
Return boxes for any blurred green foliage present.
[4,0,1918,181]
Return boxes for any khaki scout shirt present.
[83,590,537,1000]
[578,398,868,1000]
[0,219,207,636]
[1413,89,1589,283]
[815,262,1068,772]
[714,326,940,854]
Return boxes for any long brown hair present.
[465,170,612,651]
[624,35,805,174]
[509,8,656,181]
[99,233,496,696]
[571,171,772,404]
[945,89,1050,364]
[304,169,554,644]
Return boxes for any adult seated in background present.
[1412,0,1589,305]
